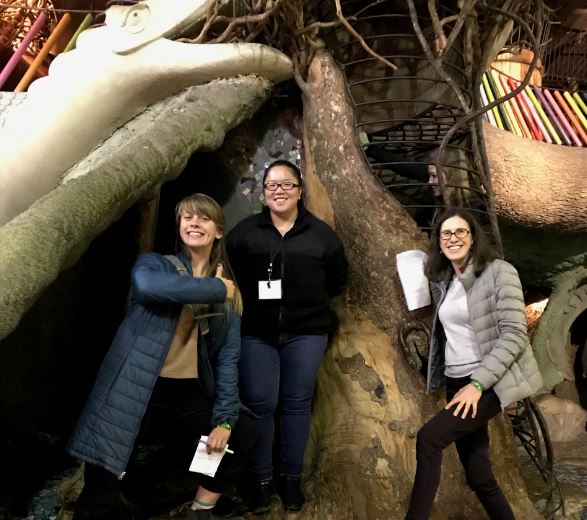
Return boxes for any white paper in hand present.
[189,435,227,477]
[396,250,431,310]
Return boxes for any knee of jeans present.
[466,473,499,493]
[416,422,439,449]
[242,393,279,418]
[280,393,313,415]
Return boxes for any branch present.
[428,0,447,55]
[211,0,284,43]
[440,0,477,58]
[334,0,398,71]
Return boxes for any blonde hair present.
[175,193,243,315]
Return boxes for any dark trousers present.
[238,334,328,479]
[405,377,515,520]
[74,377,257,520]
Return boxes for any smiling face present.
[439,215,473,272]
[264,165,302,218]
[179,210,223,256]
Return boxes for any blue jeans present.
[239,334,328,480]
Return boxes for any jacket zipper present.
[278,235,285,332]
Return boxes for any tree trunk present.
[292,50,541,520]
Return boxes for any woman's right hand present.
[215,264,235,301]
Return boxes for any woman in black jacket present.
[227,160,348,512]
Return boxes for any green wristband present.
[218,421,232,431]
[470,380,484,392]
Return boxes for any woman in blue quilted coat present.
[68,193,253,520]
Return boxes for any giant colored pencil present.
[479,84,497,126]
[525,85,562,145]
[485,71,512,132]
[0,12,48,90]
[534,87,571,145]
[553,90,587,146]
[15,13,72,92]
[491,70,523,137]
[481,74,504,129]
[544,89,581,146]
[499,73,532,139]
[573,92,587,118]
[506,77,543,141]
[520,86,549,142]
[564,91,587,132]
[64,13,93,52]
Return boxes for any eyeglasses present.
[264,182,301,191]
[439,228,470,240]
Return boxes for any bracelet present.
[470,379,484,392]
[218,421,232,431]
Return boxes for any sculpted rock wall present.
[0,77,271,340]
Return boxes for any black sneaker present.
[277,476,304,511]
[248,479,274,514]
[212,495,248,518]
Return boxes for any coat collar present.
[258,202,310,234]
[436,258,476,292]
[456,260,476,291]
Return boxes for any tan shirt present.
[160,305,198,378]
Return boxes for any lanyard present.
[267,239,289,287]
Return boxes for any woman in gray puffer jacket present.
[405,208,543,520]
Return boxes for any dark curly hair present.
[424,207,498,282]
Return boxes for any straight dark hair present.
[424,207,498,282]
[263,159,303,187]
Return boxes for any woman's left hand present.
[206,426,231,453]
[445,384,482,419]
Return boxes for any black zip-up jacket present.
[227,205,348,336]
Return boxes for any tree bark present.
[293,50,541,520]
[483,122,587,233]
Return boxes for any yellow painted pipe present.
[564,91,587,132]
[15,13,72,92]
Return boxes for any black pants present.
[74,377,258,520]
[405,377,515,520]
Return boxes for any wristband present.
[470,379,484,392]
[218,421,232,431]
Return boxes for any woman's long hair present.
[175,193,243,315]
[424,207,498,282]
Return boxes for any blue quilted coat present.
[66,252,240,477]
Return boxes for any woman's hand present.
[445,384,482,419]
[205,426,231,453]
[215,264,235,301]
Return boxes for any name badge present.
[259,280,282,300]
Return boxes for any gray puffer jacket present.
[427,259,543,407]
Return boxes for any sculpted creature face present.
[105,0,215,53]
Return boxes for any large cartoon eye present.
[122,3,150,34]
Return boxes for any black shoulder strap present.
[164,255,223,335]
